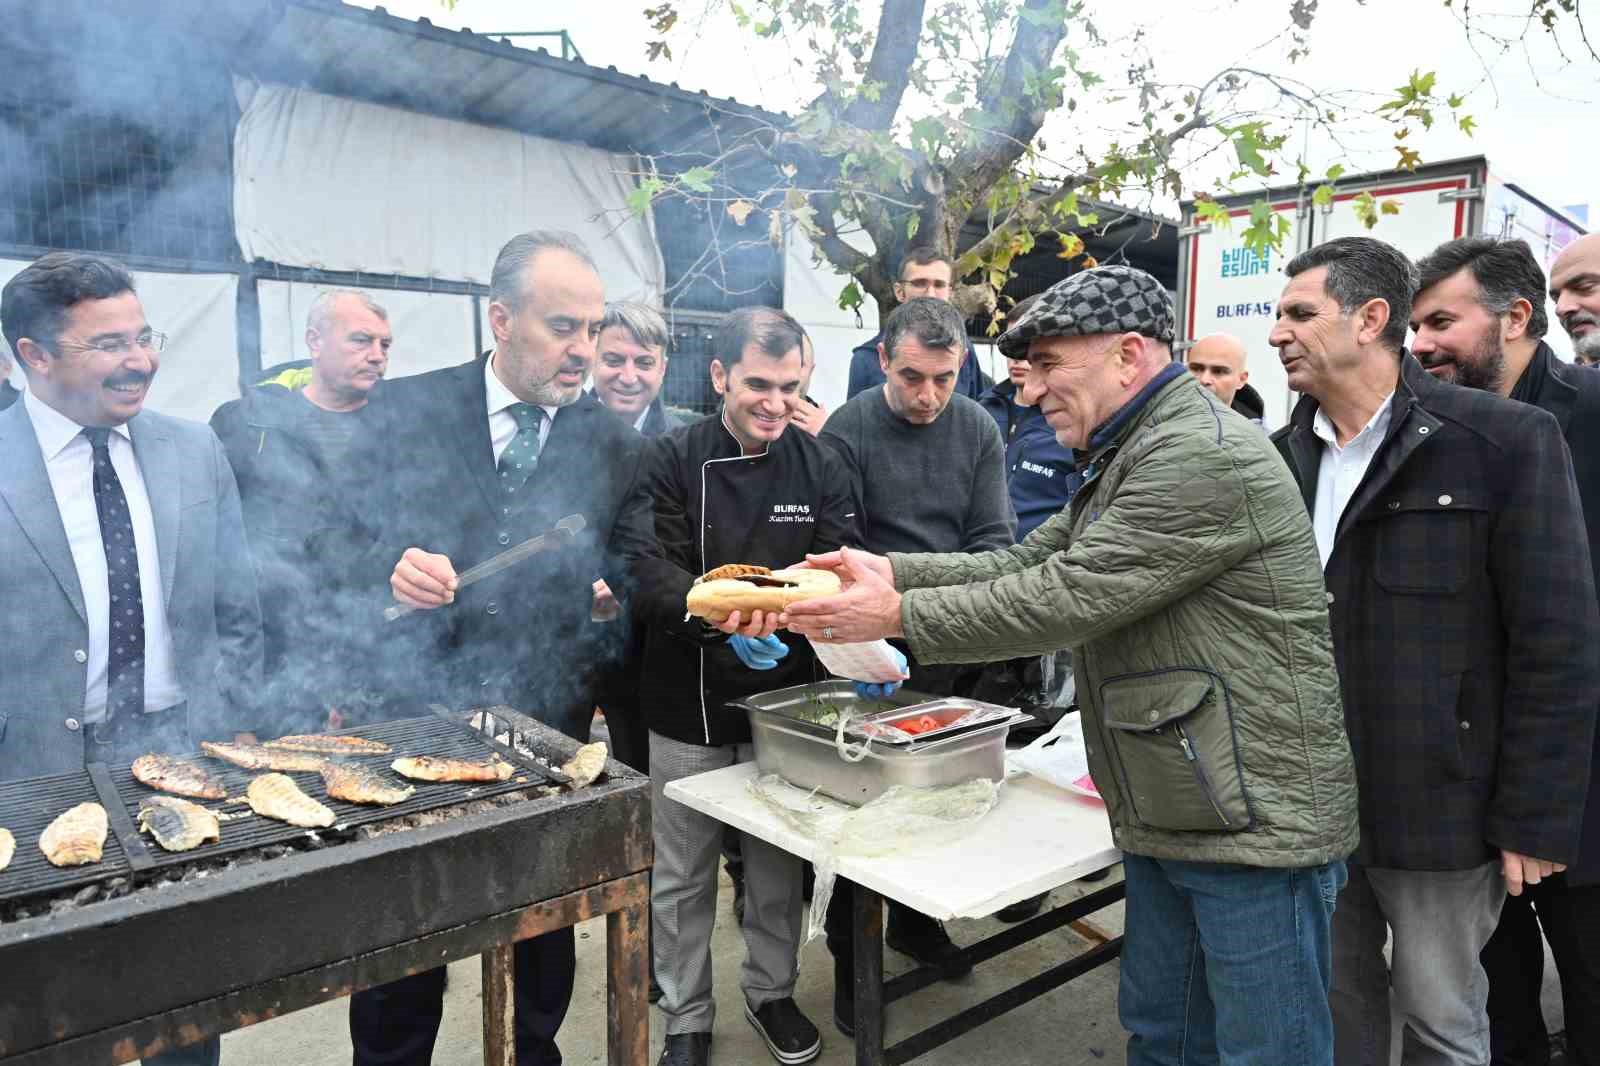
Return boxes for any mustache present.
[105,371,152,388]
[1566,311,1600,330]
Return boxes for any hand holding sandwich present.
[782,546,904,643]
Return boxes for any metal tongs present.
[384,514,587,621]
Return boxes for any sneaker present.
[887,911,973,978]
[995,892,1047,923]
[745,996,822,1064]
[657,1031,711,1066]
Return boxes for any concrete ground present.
[217,864,1567,1066]
[220,866,1128,1066]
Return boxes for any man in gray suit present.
[0,252,263,1066]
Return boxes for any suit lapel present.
[128,414,179,608]
[0,401,88,622]
[444,358,503,519]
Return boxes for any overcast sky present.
[360,0,1595,222]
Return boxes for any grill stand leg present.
[482,945,516,1066]
[853,880,886,1066]
[607,888,651,1066]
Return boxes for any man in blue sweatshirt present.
[846,248,991,402]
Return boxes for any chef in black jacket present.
[350,230,655,1066]
[633,307,860,1066]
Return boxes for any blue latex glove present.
[728,633,790,670]
[854,645,909,699]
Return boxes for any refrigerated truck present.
[1176,155,1588,428]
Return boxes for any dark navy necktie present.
[84,427,144,719]
[497,403,546,495]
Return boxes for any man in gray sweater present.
[818,296,1015,1035]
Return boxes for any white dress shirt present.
[24,391,183,721]
[1311,393,1394,568]
[632,408,650,433]
[484,355,558,465]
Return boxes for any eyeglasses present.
[55,330,168,357]
[899,278,952,293]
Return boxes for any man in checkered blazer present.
[1270,236,1600,1066]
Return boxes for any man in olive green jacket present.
[785,266,1358,1066]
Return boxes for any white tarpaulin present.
[0,259,239,424]
[783,227,878,412]
[233,79,664,301]
[256,281,478,382]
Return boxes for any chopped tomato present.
[894,715,942,735]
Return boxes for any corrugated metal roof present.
[200,0,786,155]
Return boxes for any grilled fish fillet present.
[320,762,415,806]
[266,734,392,755]
[0,827,14,872]
[247,773,336,828]
[390,755,515,783]
[202,741,331,774]
[138,796,221,852]
[40,803,108,867]
[131,753,228,799]
[559,742,608,789]
[700,563,771,581]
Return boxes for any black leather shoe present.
[657,1031,711,1066]
[995,892,1047,923]
[745,996,822,1064]
[887,910,973,978]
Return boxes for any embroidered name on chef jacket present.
[768,503,814,524]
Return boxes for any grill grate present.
[0,713,563,907]
[0,770,133,902]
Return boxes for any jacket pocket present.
[1100,667,1252,832]
[1372,490,1488,595]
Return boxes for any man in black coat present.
[1269,236,1600,1066]
[348,231,655,1066]
[1413,235,1600,1066]
[632,307,860,1066]
[589,300,683,774]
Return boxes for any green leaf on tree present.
[679,167,715,193]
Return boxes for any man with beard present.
[1265,236,1598,1066]
[350,231,655,1066]
[632,307,859,1066]
[1413,235,1600,1066]
[1554,234,1600,369]
[0,253,264,1066]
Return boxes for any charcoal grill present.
[0,710,562,907]
[0,708,651,1066]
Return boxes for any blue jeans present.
[1120,854,1347,1066]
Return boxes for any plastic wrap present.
[746,773,1000,949]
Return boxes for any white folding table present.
[665,764,1122,1065]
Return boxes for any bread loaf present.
[686,567,841,623]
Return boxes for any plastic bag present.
[746,773,1001,949]
[1006,708,1090,791]
[811,638,910,683]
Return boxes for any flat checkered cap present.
[997,265,1175,358]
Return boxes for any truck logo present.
[1216,302,1275,319]
[1219,247,1272,278]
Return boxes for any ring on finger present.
[822,626,834,640]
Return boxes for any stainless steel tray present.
[733,681,1025,805]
